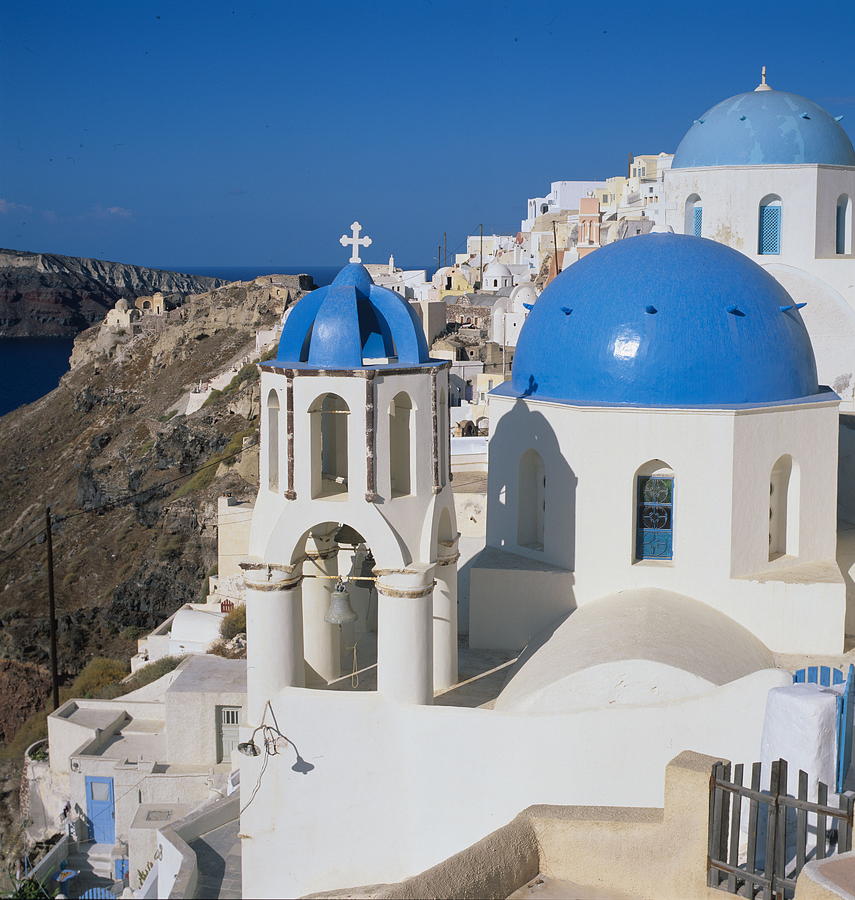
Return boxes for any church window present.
[438,388,449,486]
[389,391,413,497]
[517,449,545,551]
[635,467,674,560]
[837,194,852,255]
[758,196,782,254]
[266,390,280,493]
[769,454,799,560]
[493,279,498,288]
[309,393,349,498]
[685,195,702,237]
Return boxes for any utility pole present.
[479,224,484,289]
[552,220,561,277]
[443,232,447,268]
[45,506,60,710]
[437,243,442,273]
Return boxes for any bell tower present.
[241,227,458,722]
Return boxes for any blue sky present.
[2,0,854,271]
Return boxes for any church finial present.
[755,65,773,92]
[339,221,373,264]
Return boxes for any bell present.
[324,581,358,625]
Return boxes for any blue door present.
[85,776,115,844]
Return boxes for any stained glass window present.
[758,204,781,254]
[636,475,673,560]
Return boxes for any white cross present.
[340,221,372,263]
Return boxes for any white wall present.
[471,393,844,653]
[240,670,788,898]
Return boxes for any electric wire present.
[0,436,260,564]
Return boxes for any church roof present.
[494,589,777,714]
[672,86,855,168]
[483,258,512,277]
[275,263,431,368]
[506,232,822,408]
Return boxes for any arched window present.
[517,449,545,551]
[769,454,799,560]
[493,279,498,288]
[309,393,349,498]
[438,388,448,486]
[389,392,413,497]
[758,195,782,254]
[266,390,280,492]
[685,195,702,237]
[837,194,852,255]
[635,461,674,561]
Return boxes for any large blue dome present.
[672,89,855,168]
[275,263,430,368]
[509,233,820,407]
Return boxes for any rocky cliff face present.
[0,273,310,699]
[0,248,225,337]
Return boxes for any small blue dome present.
[510,234,820,407]
[673,89,855,168]
[276,263,430,368]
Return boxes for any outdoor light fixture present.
[237,740,260,757]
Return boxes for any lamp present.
[237,741,260,757]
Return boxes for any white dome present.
[170,608,224,647]
[509,283,538,307]
[483,258,512,277]
[495,589,775,714]
[116,298,129,311]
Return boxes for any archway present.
[769,454,799,560]
[266,389,280,492]
[685,194,702,237]
[309,393,349,498]
[517,448,545,550]
[389,391,414,497]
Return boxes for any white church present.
[235,179,848,895]
[661,69,855,409]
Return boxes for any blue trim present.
[85,776,115,845]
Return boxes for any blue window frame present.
[759,204,781,254]
[636,475,673,560]
[692,205,703,237]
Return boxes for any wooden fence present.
[708,758,855,899]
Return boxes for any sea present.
[0,263,430,417]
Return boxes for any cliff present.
[0,247,225,337]
[0,272,311,711]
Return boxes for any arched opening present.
[517,449,545,551]
[142,300,151,309]
[769,454,799,560]
[837,194,852,255]
[438,387,448,487]
[541,203,549,214]
[389,391,413,497]
[635,461,674,561]
[758,195,782,254]
[310,393,349,498]
[493,279,498,288]
[266,389,280,492]
[684,194,702,237]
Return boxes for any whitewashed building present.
[663,72,855,405]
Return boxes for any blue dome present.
[673,89,855,168]
[509,234,820,407]
[275,263,430,368]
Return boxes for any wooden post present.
[552,220,561,276]
[45,506,60,710]
[479,224,484,289]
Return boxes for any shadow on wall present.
[466,398,578,640]
[487,397,577,569]
[837,416,855,637]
